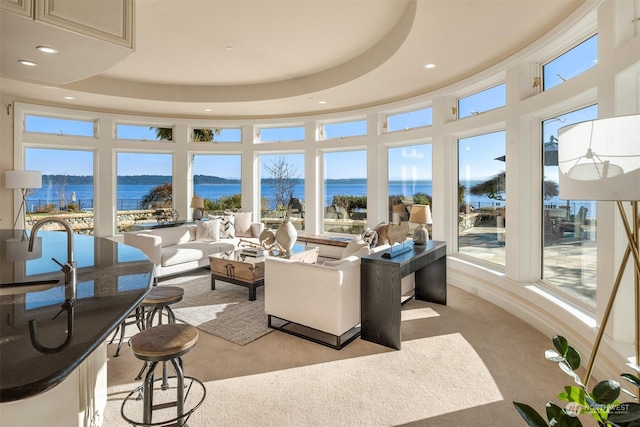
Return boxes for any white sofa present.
[124,220,263,281]
[264,244,409,349]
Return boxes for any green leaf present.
[608,402,640,424]
[558,386,588,406]
[621,373,640,388]
[546,402,582,427]
[592,380,620,404]
[513,402,549,427]
[553,335,569,356]
[565,346,581,371]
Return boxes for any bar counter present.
[0,229,153,407]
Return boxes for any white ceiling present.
[0,0,584,119]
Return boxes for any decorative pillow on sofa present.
[195,219,220,241]
[209,215,236,238]
[373,222,390,247]
[362,228,378,248]
[234,212,253,237]
[341,237,370,259]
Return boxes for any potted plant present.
[513,335,640,426]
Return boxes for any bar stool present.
[109,285,184,358]
[140,285,185,328]
[135,286,185,383]
[121,324,205,427]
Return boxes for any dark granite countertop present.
[0,229,153,403]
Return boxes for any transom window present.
[25,114,95,137]
[257,125,305,143]
[321,119,367,139]
[116,124,173,141]
[543,34,598,91]
[191,127,242,143]
[386,107,432,132]
[458,83,506,119]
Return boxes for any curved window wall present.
[8,0,639,378]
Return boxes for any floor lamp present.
[558,114,640,386]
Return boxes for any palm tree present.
[152,127,220,142]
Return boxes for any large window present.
[458,131,506,265]
[116,153,173,230]
[192,154,242,212]
[388,144,433,230]
[541,105,598,302]
[259,153,305,231]
[323,150,367,235]
[25,147,95,233]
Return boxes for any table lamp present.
[409,204,432,245]
[558,114,640,386]
[190,196,205,220]
[5,170,43,260]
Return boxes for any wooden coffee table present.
[209,244,319,301]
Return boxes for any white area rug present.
[168,273,272,346]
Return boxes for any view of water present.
[26,181,526,212]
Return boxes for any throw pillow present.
[234,212,253,237]
[362,228,378,248]
[373,222,390,247]
[195,219,220,242]
[341,237,369,259]
[210,215,236,239]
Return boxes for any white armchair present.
[264,255,362,349]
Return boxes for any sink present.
[0,279,60,296]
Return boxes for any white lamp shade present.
[409,204,432,224]
[558,114,640,201]
[190,196,204,209]
[5,170,42,189]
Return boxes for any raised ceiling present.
[0,0,584,119]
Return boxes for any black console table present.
[360,240,447,350]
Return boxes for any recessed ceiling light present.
[64,96,74,100]
[37,46,58,54]
[18,60,37,67]
[424,63,437,69]
[204,108,212,112]
[225,46,233,50]
[318,100,327,104]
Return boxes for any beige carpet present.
[103,274,586,426]
[169,273,272,345]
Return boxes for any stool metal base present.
[121,375,206,427]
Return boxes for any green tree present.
[470,171,559,201]
[140,183,172,208]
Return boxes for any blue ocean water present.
[26,181,520,211]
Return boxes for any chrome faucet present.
[29,217,77,298]
[28,217,76,354]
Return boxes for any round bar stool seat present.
[121,324,205,427]
[140,286,185,328]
